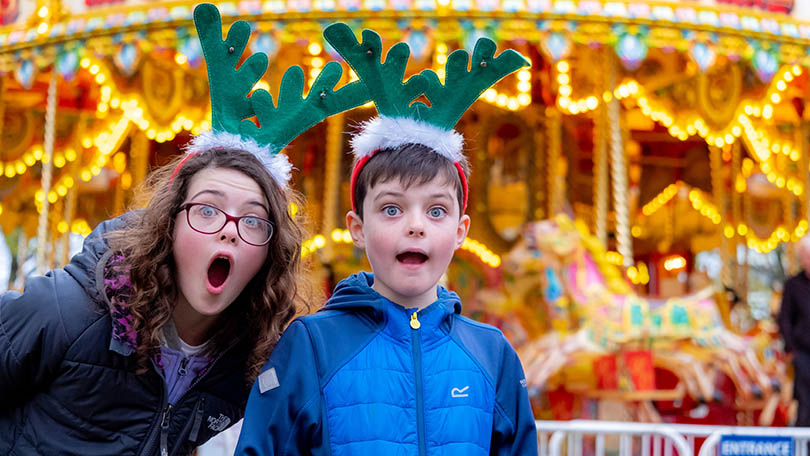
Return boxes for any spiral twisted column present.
[36,71,58,274]
[607,55,632,266]
[593,110,609,247]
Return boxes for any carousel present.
[1,0,809,425]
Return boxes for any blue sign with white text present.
[720,435,794,456]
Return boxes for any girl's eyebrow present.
[189,189,225,200]
[191,190,270,216]
[244,200,270,216]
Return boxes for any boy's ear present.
[346,211,366,249]
[455,214,470,249]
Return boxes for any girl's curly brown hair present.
[106,148,303,383]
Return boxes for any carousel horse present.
[483,214,782,421]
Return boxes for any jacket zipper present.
[165,343,238,456]
[140,340,237,456]
[410,310,426,456]
[178,357,188,377]
[159,404,174,456]
[139,358,168,456]
[188,396,206,442]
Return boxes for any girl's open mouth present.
[207,256,232,292]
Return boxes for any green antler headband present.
[322,22,530,210]
[179,4,371,186]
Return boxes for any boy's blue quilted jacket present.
[236,272,537,455]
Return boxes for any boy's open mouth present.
[396,251,428,264]
[207,256,232,288]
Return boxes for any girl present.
[0,147,303,455]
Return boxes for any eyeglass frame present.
[177,202,275,246]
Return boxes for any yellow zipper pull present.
[410,312,421,330]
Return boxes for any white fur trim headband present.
[350,116,465,163]
[184,130,293,187]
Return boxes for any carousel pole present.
[607,54,632,267]
[0,78,5,146]
[731,141,742,292]
[782,150,796,274]
[742,191,751,305]
[710,145,727,284]
[59,148,81,267]
[61,182,77,267]
[321,112,344,262]
[546,106,563,216]
[803,120,810,230]
[799,119,810,276]
[130,129,150,191]
[593,54,610,247]
[13,230,27,290]
[113,174,125,215]
[36,70,58,274]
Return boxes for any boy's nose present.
[408,228,424,237]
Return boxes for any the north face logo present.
[207,414,231,432]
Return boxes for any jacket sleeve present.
[779,279,795,353]
[0,273,75,407]
[491,336,538,456]
[235,320,325,455]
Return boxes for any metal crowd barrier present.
[536,420,810,456]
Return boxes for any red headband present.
[349,150,468,215]
[169,151,199,183]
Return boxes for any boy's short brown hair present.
[352,144,470,220]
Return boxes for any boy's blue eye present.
[428,207,446,218]
[384,206,400,217]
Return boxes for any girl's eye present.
[242,216,259,228]
[384,206,400,217]
[428,207,446,218]
[199,205,218,217]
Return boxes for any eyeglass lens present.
[186,204,273,245]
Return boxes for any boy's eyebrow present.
[373,190,405,201]
[430,192,454,201]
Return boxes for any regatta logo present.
[451,386,470,398]
[207,414,231,432]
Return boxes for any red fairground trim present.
[349,150,469,214]
[169,152,198,183]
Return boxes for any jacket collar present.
[322,272,462,346]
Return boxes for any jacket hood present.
[63,211,139,303]
[322,271,463,316]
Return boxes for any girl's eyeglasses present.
[178,203,274,246]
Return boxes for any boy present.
[236,23,538,455]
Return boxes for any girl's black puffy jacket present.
[0,213,252,455]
